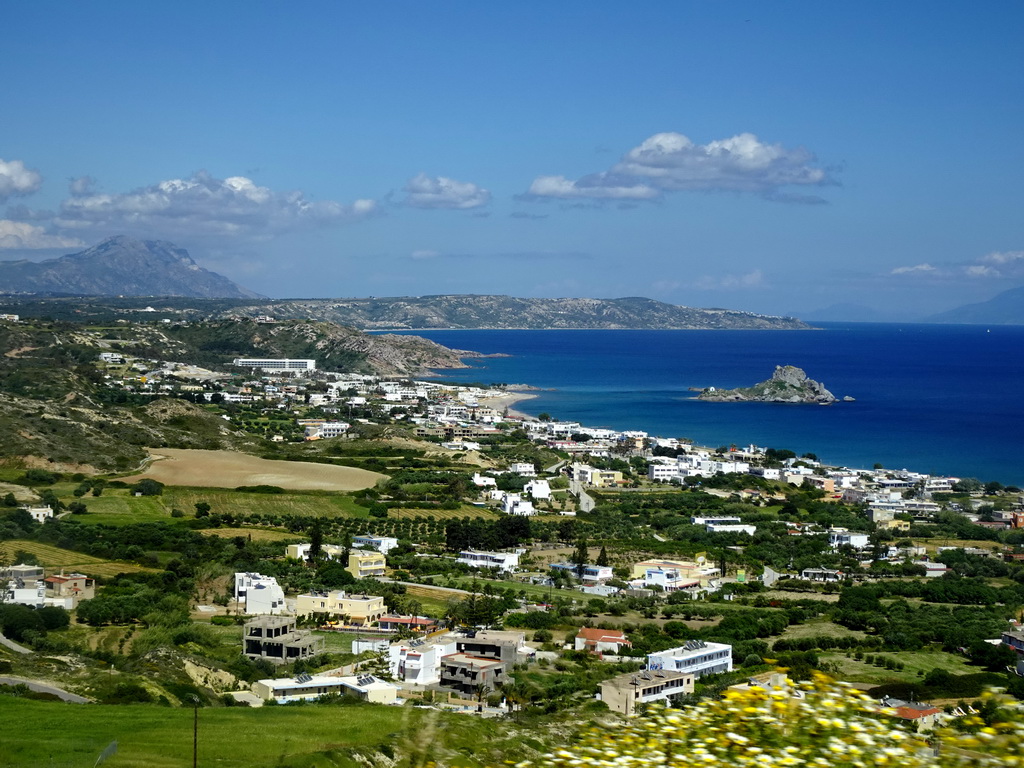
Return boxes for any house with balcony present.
[346,551,387,579]
[294,591,386,626]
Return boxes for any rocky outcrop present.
[698,365,842,404]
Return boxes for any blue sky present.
[2,2,1022,318]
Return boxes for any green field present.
[0,695,534,768]
[819,648,978,686]
[162,487,371,520]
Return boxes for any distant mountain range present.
[219,295,812,330]
[0,236,262,299]
[926,284,1024,325]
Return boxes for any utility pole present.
[189,695,200,768]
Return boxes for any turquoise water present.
[394,323,1024,485]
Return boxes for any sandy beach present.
[477,391,539,420]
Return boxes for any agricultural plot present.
[73,493,171,526]
[820,648,978,686]
[200,527,302,542]
[123,448,386,491]
[0,540,153,576]
[162,487,370,520]
[388,505,498,520]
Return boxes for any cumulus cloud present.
[0,159,43,202]
[403,173,490,209]
[54,171,378,240]
[524,132,835,203]
[0,220,84,250]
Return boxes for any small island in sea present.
[697,364,853,404]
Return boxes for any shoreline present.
[477,391,539,421]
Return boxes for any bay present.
[393,323,1024,485]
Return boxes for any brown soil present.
[122,448,385,491]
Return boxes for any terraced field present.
[161,487,370,520]
[0,540,154,576]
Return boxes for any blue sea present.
[393,324,1024,486]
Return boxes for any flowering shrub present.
[516,674,1023,768]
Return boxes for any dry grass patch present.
[200,527,300,542]
[124,448,385,491]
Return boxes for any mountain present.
[0,236,263,298]
[926,285,1024,325]
[218,295,812,330]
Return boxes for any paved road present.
[0,631,32,655]
[0,676,91,703]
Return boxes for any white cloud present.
[965,265,998,278]
[891,263,937,275]
[411,249,440,260]
[54,171,378,239]
[979,250,1024,266]
[0,159,43,202]
[403,173,490,209]
[524,131,834,202]
[68,176,96,197]
[0,220,84,250]
[526,174,658,200]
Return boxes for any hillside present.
[0,236,263,299]
[0,316,472,469]
[926,284,1024,325]
[218,295,812,330]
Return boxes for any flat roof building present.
[647,639,733,679]
[233,358,317,372]
[600,669,694,715]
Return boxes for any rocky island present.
[698,365,851,404]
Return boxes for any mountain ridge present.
[0,236,263,299]
[219,294,812,330]
[926,284,1024,325]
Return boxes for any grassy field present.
[199,527,302,542]
[161,486,370,520]
[0,540,153,576]
[778,617,867,641]
[0,695,536,768]
[819,648,977,686]
[72,491,172,525]
[387,505,498,520]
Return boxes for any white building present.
[524,479,551,500]
[706,523,757,536]
[647,640,733,678]
[26,506,54,524]
[352,535,399,554]
[234,572,287,615]
[253,674,398,704]
[509,462,537,477]
[472,473,498,488]
[551,562,614,583]
[233,358,317,373]
[500,492,535,516]
[828,528,871,550]
[456,550,520,572]
[389,636,458,685]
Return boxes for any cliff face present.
[698,365,840,404]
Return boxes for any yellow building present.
[295,591,386,625]
[347,551,387,579]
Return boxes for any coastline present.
[478,391,539,420]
